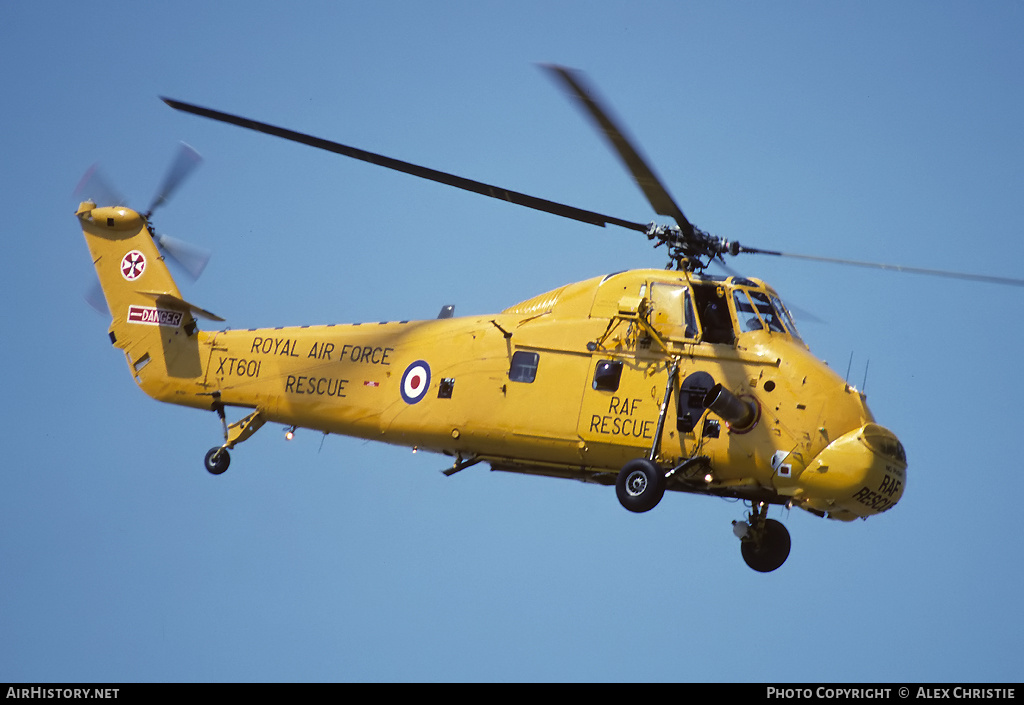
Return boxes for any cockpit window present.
[750,291,785,332]
[768,292,802,341]
[733,289,793,335]
[734,290,765,332]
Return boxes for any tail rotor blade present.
[156,233,212,281]
[74,164,125,207]
[147,142,202,215]
[84,277,109,315]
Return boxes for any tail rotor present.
[76,142,210,314]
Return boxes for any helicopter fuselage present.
[93,208,903,525]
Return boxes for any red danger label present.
[127,305,183,327]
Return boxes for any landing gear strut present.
[614,360,676,513]
[204,404,265,475]
[733,502,791,572]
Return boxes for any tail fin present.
[77,201,220,407]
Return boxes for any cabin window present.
[593,360,623,391]
[437,378,455,399]
[649,283,697,340]
[509,351,540,383]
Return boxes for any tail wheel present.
[615,458,666,513]
[741,518,791,572]
[204,447,230,475]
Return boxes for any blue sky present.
[2,0,1023,683]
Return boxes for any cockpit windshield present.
[732,287,802,340]
[768,292,801,340]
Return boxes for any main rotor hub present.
[645,222,740,272]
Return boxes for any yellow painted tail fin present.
[78,201,219,408]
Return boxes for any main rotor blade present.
[162,97,647,234]
[739,246,1024,287]
[542,64,695,237]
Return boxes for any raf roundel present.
[120,250,146,281]
[400,360,431,404]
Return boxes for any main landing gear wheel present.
[740,518,791,573]
[616,458,666,513]
[204,447,230,475]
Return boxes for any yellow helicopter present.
[76,66,1023,572]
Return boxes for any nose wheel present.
[733,503,791,572]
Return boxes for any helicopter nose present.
[796,423,907,521]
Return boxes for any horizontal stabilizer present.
[137,291,225,322]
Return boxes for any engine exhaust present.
[703,383,759,432]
